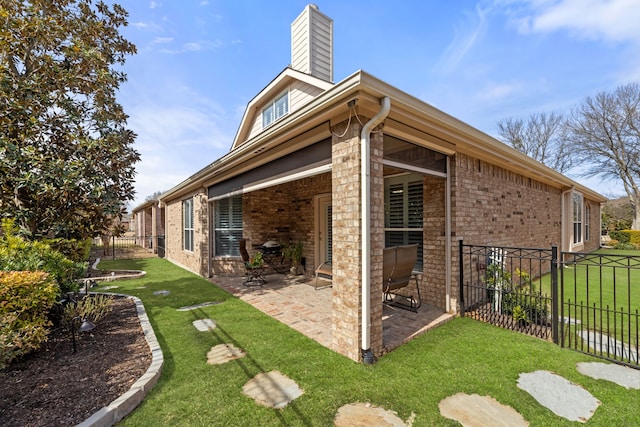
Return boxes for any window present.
[573,193,583,245]
[183,198,194,251]
[215,195,243,256]
[262,91,289,128]
[384,173,423,271]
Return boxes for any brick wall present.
[165,188,208,276]
[331,119,365,362]
[424,176,447,310]
[210,173,331,276]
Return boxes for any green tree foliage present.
[0,0,139,239]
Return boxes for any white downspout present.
[561,187,574,253]
[445,157,452,312]
[361,96,390,363]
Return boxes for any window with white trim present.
[262,91,289,128]
[215,195,243,256]
[573,193,583,245]
[384,173,423,271]
[182,198,194,252]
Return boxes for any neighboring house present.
[158,5,605,362]
[131,198,165,253]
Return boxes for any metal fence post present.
[459,239,465,317]
[112,235,115,260]
[551,245,558,344]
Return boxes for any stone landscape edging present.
[77,294,163,427]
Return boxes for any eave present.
[160,70,607,204]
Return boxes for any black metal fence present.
[559,252,639,368]
[459,241,557,341]
[91,235,165,259]
[460,241,639,368]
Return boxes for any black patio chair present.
[239,239,266,286]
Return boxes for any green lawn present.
[540,249,640,345]
[98,258,639,426]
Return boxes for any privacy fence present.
[459,241,639,369]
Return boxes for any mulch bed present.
[0,296,152,427]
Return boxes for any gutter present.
[361,96,390,364]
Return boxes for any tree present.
[0,0,139,239]
[566,83,640,230]
[497,111,573,174]
[145,190,164,201]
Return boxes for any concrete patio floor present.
[209,273,454,356]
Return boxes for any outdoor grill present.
[260,240,281,255]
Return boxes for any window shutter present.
[407,180,423,228]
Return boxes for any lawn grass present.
[537,249,640,344]
[98,258,639,426]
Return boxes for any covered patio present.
[210,273,454,356]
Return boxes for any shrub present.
[43,238,93,263]
[0,220,86,295]
[614,242,638,250]
[62,294,114,329]
[0,271,59,369]
[610,230,630,244]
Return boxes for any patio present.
[210,273,454,356]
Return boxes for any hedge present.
[0,271,59,370]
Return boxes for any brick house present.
[158,5,605,362]
[131,198,165,254]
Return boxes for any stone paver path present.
[177,301,222,311]
[517,371,600,423]
[207,344,246,365]
[192,319,217,332]
[334,403,411,427]
[153,290,170,296]
[439,393,529,427]
[242,371,303,409]
[577,362,640,389]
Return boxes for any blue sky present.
[114,0,640,208]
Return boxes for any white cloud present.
[149,1,160,10]
[476,81,523,101]
[515,0,640,43]
[152,37,173,44]
[126,100,233,207]
[131,21,163,31]
[435,4,490,72]
[158,40,223,54]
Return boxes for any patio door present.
[315,194,332,267]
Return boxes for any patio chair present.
[383,244,421,312]
[314,261,332,290]
[239,239,266,286]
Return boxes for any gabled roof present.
[231,67,334,150]
[160,69,606,204]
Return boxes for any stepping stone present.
[577,362,640,389]
[177,301,222,311]
[100,285,119,290]
[242,371,303,409]
[578,330,639,363]
[439,393,528,427]
[153,290,170,296]
[334,402,411,427]
[193,318,217,332]
[517,371,600,423]
[207,344,246,365]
